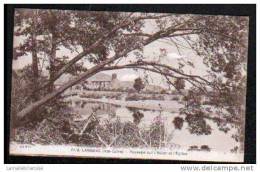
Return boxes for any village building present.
[82,73,112,90]
[57,72,165,93]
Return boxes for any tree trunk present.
[31,12,39,101]
[48,34,56,92]
[31,37,38,79]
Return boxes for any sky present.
[12,11,210,89]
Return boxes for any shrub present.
[200,145,211,151]
[160,89,167,94]
[133,77,145,92]
[172,117,184,130]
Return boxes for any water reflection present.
[66,100,241,153]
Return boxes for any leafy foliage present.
[172,117,184,130]
[174,78,185,90]
[133,77,145,92]
[185,113,212,135]
[12,10,248,152]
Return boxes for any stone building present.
[80,73,112,90]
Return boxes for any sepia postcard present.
[9,8,249,162]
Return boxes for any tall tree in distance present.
[133,77,145,92]
[174,78,185,90]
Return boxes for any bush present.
[133,77,145,92]
[185,114,212,135]
[200,145,211,151]
[172,117,184,130]
[14,112,173,149]
[160,89,167,94]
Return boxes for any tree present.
[12,9,248,137]
[172,117,184,130]
[14,9,41,100]
[174,78,185,90]
[133,77,145,92]
[14,10,119,91]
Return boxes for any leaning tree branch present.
[32,14,182,94]
[105,61,213,86]
[17,21,188,119]
[103,64,209,93]
[16,15,225,120]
